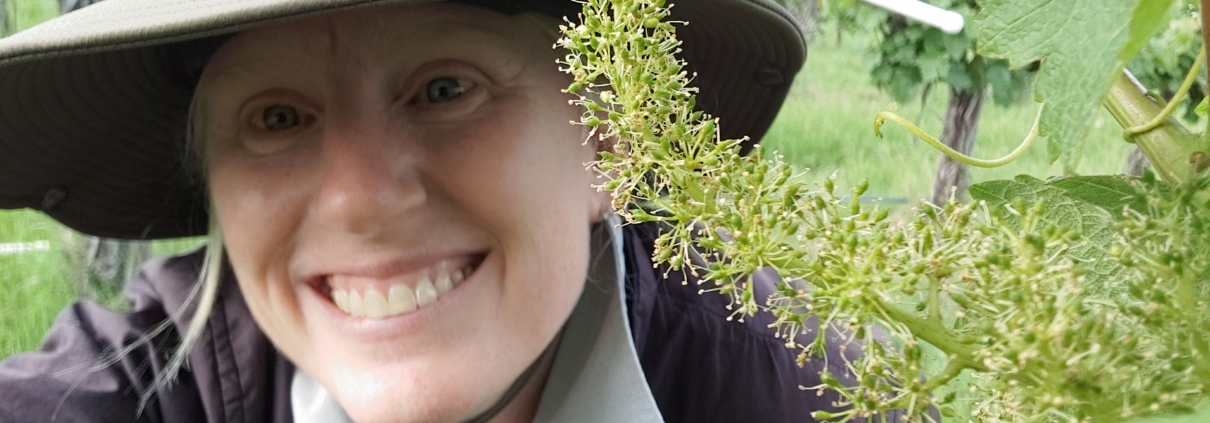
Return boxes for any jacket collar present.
[290,215,663,422]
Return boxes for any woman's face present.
[201,4,607,422]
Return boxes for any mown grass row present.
[0,211,75,356]
[1,0,67,358]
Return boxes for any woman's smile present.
[302,250,493,341]
[292,242,489,321]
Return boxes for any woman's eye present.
[261,105,302,131]
[424,77,466,103]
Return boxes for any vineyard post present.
[1204,0,1210,76]
[1197,0,1210,171]
[930,87,984,204]
[1190,0,1210,175]
[1204,0,1210,127]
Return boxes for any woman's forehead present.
[201,2,548,85]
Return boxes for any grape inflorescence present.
[557,0,1210,421]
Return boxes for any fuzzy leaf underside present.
[975,0,1168,171]
[969,175,1125,286]
[1047,175,1147,215]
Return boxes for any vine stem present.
[923,357,970,392]
[873,104,1043,168]
[877,298,988,372]
[1103,72,1203,184]
[927,275,942,325]
[1123,48,1206,138]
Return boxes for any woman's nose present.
[312,122,427,235]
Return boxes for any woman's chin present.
[324,361,489,423]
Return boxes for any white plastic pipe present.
[860,0,966,34]
[0,240,50,255]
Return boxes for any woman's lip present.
[298,250,489,281]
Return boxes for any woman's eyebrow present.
[361,26,531,82]
[364,20,527,56]
[203,16,540,99]
[204,62,275,90]
[201,38,326,94]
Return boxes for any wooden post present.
[1203,0,1210,80]
[61,231,151,301]
[930,88,985,204]
[1126,146,1151,176]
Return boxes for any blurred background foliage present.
[821,0,1034,106]
[816,0,1039,205]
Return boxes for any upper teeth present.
[330,262,472,319]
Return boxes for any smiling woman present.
[0,1,886,422]
[197,6,606,422]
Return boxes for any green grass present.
[0,0,65,358]
[6,0,57,33]
[0,211,75,357]
[0,210,203,358]
[0,27,1164,359]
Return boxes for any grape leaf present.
[969,175,1124,287]
[976,0,1172,171]
[1047,175,1147,215]
[917,52,949,82]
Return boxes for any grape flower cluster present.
[556,0,1210,421]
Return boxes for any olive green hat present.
[0,0,805,239]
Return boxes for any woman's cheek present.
[209,157,311,327]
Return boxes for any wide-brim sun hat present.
[0,0,805,240]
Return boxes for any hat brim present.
[0,0,804,239]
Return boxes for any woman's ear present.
[588,133,620,223]
[589,182,613,223]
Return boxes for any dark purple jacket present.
[0,223,903,422]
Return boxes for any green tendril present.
[874,104,1043,168]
